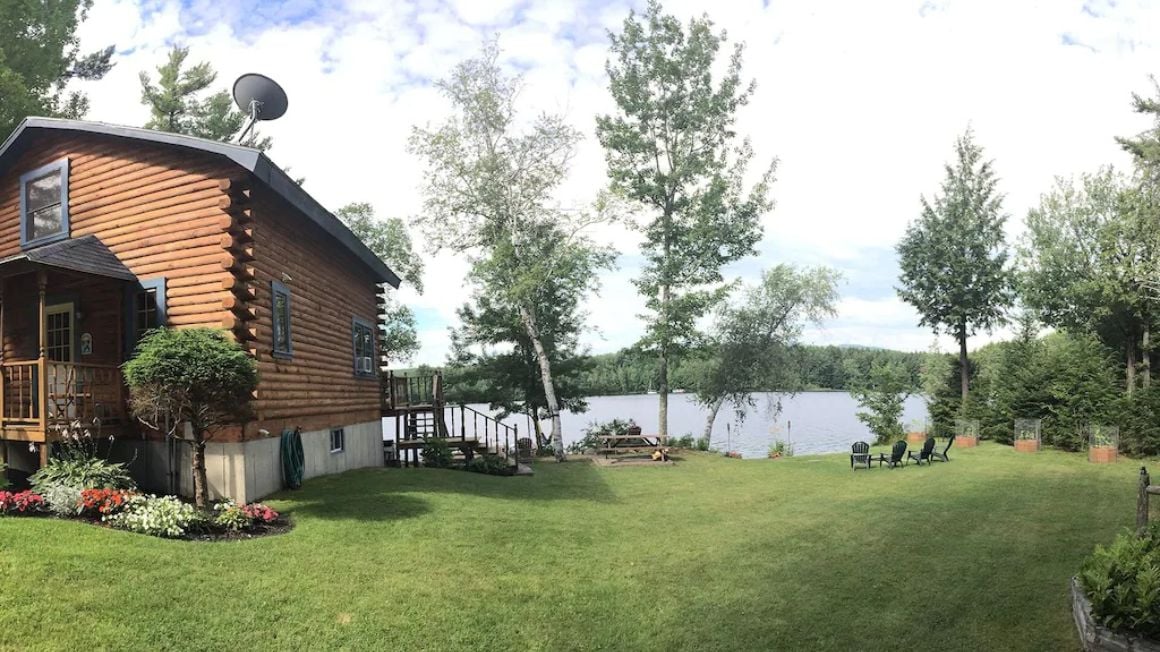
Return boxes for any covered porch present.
[0,236,144,469]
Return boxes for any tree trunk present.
[658,282,670,440]
[518,305,565,462]
[958,327,969,406]
[191,433,209,510]
[531,412,547,449]
[1127,337,1138,396]
[1144,326,1151,390]
[702,396,725,447]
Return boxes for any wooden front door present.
[45,303,75,363]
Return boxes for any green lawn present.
[0,444,1146,651]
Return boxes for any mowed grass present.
[0,443,1146,651]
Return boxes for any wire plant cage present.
[1087,424,1119,464]
[1014,418,1042,452]
[955,418,980,448]
[907,418,929,443]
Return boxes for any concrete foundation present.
[115,420,383,503]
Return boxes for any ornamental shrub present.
[421,439,453,468]
[0,490,45,515]
[105,494,205,538]
[465,454,514,476]
[123,328,258,509]
[39,481,83,517]
[30,420,135,491]
[1080,525,1160,637]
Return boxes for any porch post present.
[37,271,47,436]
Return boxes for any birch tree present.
[596,1,775,438]
[409,42,604,461]
[693,265,839,446]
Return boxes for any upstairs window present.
[352,318,375,377]
[271,280,293,358]
[20,159,70,248]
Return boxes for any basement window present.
[20,159,70,248]
[330,428,345,453]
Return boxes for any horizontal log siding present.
[246,187,381,438]
[0,133,234,329]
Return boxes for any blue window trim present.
[123,277,167,359]
[352,317,376,378]
[271,280,293,359]
[20,158,70,249]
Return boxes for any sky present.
[70,0,1160,365]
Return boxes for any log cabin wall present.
[242,185,382,438]
[0,131,236,330]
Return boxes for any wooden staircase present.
[382,371,522,467]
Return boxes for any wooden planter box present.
[1072,576,1160,651]
[1015,439,1040,453]
[957,436,979,448]
[1089,446,1118,464]
[906,432,927,444]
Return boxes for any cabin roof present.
[0,117,401,288]
[0,234,137,281]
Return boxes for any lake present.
[385,391,929,458]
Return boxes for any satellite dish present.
[232,73,288,143]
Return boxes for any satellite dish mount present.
[232,73,288,143]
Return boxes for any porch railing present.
[0,360,125,432]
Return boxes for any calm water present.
[384,391,929,458]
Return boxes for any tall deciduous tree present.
[0,0,114,137]
[896,129,1014,405]
[693,265,839,445]
[596,1,775,438]
[1020,168,1155,394]
[139,46,270,149]
[409,42,607,460]
[335,203,424,364]
[448,222,612,446]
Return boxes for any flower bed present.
[0,487,290,541]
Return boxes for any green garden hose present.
[281,428,305,489]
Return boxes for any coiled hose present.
[281,427,305,489]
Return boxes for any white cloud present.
[71,0,1160,365]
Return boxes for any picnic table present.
[597,434,667,457]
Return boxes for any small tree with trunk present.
[122,328,258,509]
[847,360,913,445]
[897,128,1014,407]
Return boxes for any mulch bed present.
[8,512,295,542]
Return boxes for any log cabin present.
[0,117,402,502]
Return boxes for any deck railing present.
[1,360,125,434]
[382,371,443,411]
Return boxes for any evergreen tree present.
[897,129,1014,406]
[139,46,270,149]
[0,0,114,137]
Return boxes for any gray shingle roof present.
[0,234,136,281]
[0,117,401,288]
